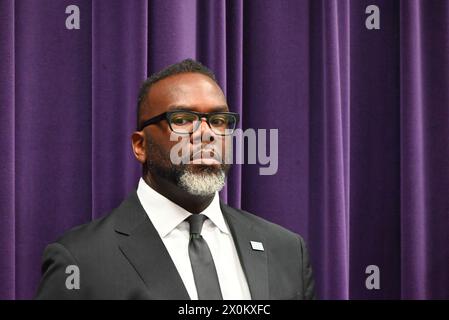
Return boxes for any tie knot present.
[187,214,207,236]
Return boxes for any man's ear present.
[131,131,147,165]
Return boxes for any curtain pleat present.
[0,0,16,300]
[400,0,449,299]
[91,0,146,219]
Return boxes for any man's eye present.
[210,117,226,126]
[172,117,193,125]
[172,118,185,125]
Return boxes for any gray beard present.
[178,168,226,196]
[145,136,228,196]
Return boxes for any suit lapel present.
[112,192,269,300]
[114,192,190,300]
[220,202,269,300]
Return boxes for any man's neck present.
[143,173,215,214]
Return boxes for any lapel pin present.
[250,241,264,251]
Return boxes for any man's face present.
[138,72,231,196]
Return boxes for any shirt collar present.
[136,177,230,238]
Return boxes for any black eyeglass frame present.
[138,110,240,135]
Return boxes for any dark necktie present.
[187,214,223,300]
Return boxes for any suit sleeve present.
[298,236,316,300]
[35,242,83,300]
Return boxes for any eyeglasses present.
[138,110,240,135]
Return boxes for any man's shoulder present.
[52,191,140,252]
[52,207,116,255]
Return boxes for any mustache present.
[191,147,222,160]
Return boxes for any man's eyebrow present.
[167,105,229,112]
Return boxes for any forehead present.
[146,73,227,115]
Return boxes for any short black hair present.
[136,58,217,130]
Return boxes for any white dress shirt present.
[136,178,252,300]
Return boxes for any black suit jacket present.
[35,191,316,300]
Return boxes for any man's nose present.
[191,118,215,143]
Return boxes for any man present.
[35,59,316,300]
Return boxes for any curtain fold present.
[1,0,448,299]
[400,0,449,299]
[0,0,16,301]
[348,0,402,299]
[13,0,94,299]
[91,0,146,219]
[308,0,351,299]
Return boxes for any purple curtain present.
[1,0,448,299]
